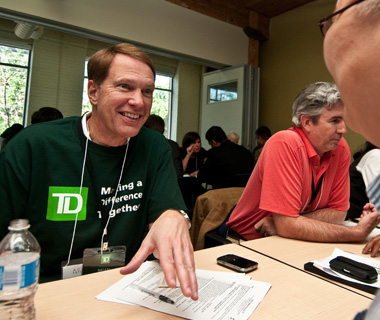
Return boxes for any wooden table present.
[35,243,373,319]
[240,235,380,298]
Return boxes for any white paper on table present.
[96,261,271,320]
[313,248,380,287]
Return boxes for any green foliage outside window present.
[0,45,30,134]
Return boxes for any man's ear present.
[300,114,312,133]
[87,80,99,106]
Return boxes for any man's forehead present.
[321,103,344,117]
[111,54,153,73]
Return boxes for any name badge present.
[61,258,83,279]
[82,246,126,275]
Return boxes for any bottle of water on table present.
[0,219,41,320]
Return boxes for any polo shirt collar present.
[291,127,332,165]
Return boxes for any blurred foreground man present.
[321,1,380,318]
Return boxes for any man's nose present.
[338,121,347,134]
[129,90,144,106]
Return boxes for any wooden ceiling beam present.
[165,0,249,29]
[165,0,270,40]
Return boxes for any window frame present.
[0,41,31,131]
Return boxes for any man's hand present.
[357,203,380,238]
[254,216,277,237]
[362,203,380,257]
[363,235,380,257]
[119,210,199,300]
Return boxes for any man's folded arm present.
[301,208,346,224]
[273,211,380,243]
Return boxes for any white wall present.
[0,0,249,66]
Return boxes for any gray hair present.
[291,82,342,127]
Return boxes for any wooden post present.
[247,11,270,66]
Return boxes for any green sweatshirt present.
[0,116,186,282]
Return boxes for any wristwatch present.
[178,210,191,229]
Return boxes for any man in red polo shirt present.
[227,82,380,242]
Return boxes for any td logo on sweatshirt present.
[46,187,88,221]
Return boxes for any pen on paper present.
[131,283,175,305]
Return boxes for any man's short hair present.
[291,82,342,127]
[31,107,63,124]
[87,43,156,86]
[205,126,227,143]
[144,114,165,134]
[255,126,271,139]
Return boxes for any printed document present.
[96,261,271,320]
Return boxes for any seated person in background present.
[227,82,380,242]
[0,43,198,300]
[227,131,239,144]
[347,142,379,220]
[31,106,63,124]
[197,126,254,189]
[0,123,24,151]
[144,114,183,177]
[181,131,207,176]
[252,126,271,164]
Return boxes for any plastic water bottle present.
[0,219,41,320]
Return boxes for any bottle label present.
[0,258,40,291]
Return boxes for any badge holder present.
[61,258,83,279]
[82,246,126,275]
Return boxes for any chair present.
[190,187,244,251]
[177,176,206,214]
[204,206,234,249]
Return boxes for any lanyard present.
[76,117,128,251]
[309,172,325,206]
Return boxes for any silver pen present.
[131,283,175,304]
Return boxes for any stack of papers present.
[313,248,380,288]
[96,261,271,320]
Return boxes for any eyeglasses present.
[318,0,366,37]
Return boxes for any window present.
[208,80,238,104]
[0,44,30,134]
[81,69,173,137]
[152,74,173,138]
[82,60,91,115]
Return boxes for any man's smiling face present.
[88,53,155,146]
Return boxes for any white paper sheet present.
[96,261,271,320]
[313,248,380,287]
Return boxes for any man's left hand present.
[254,216,277,237]
[119,210,199,300]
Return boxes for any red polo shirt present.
[226,127,350,240]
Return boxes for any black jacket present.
[197,140,254,189]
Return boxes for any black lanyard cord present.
[309,172,325,206]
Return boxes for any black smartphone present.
[217,254,258,273]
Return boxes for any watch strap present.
[178,210,191,229]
